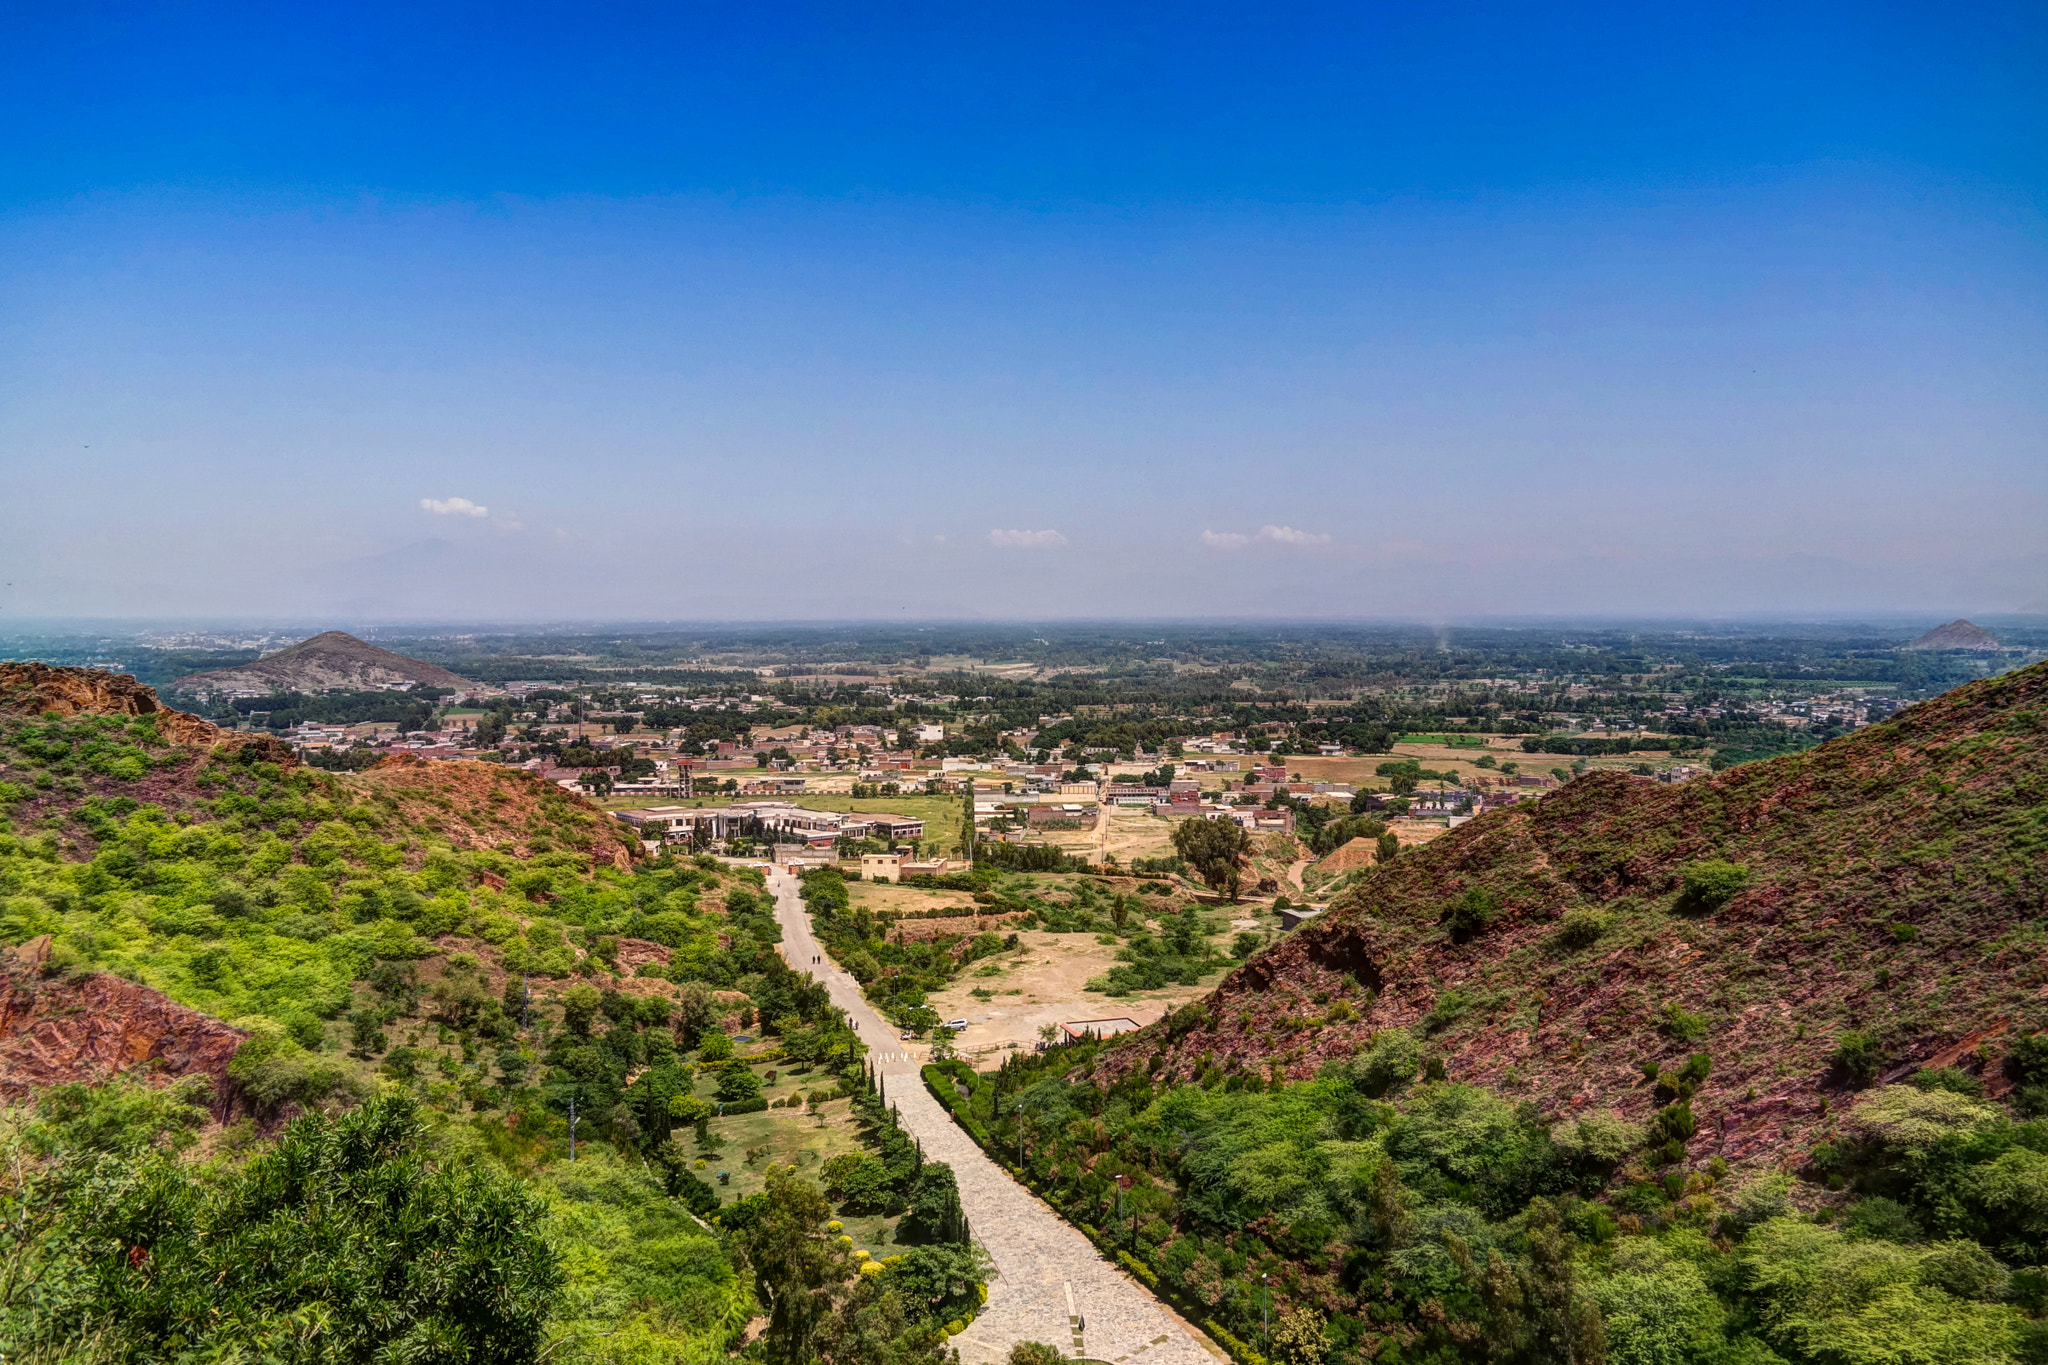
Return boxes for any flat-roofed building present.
[861,812,926,842]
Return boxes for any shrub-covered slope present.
[1099,657,2048,1173]
[0,671,979,1365]
[939,665,2048,1365]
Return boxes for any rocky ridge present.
[1,661,297,768]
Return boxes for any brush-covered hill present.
[0,668,959,1365]
[170,629,475,693]
[1904,618,2004,651]
[954,662,2048,1365]
[1101,656,2048,1171]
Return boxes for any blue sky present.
[2,1,2043,621]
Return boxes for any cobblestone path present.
[768,870,1220,1365]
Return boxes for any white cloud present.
[1202,525,1334,551]
[492,512,525,532]
[987,528,1068,549]
[1258,525,1331,546]
[421,496,489,518]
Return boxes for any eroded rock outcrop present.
[0,662,295,767]
[0,938,251,1118]
[0,661,223,745]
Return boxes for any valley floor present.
[767,867,1224,1365]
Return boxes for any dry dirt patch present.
[847,881,980,916]
[921,928,1227,1062]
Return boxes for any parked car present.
[945,1019,969,1030]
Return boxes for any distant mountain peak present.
[171,631,475,695]
[1902,618,2001,651]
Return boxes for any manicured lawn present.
[678,1055,904,1253]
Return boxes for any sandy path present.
[767,869,1221,1365]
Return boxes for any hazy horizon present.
[4,3,2043,621]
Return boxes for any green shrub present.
[1421,990,1470,1034]
[1675,860,1751,914]
[1549,1110,1645,1168]
[226,1029,366,1115]
[1653,1102,1696,1143]
[1592,1238,1726,1365]
[1661,1003,1710,1043]
[1345,1028,1421,1096]
[1720,1171,1794,1236]
[26,1074,213,1157]
[1832,1030,1888,1085]
[1842,1085,2001,1154]
[1908,1067,1985,1098]
[2005,1033,2048,1085]
[715,1064,764,1105]
[1554,907,1611,951]
[20,1095,561,1362]
[1842,1196,1925,1244]
[1444,887,1502,937]
[1742,1218,2027,1363]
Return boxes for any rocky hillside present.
[353,752,639,870]
[170,629,475,693]
[0,669,896,1365]
[0,667,634,1098]
[0,936,251,1116]
[3,660,233,745]
[1098,657,2048,1174]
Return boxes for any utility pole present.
[1262,1273,1270,1353]
[521,974,530,1029]
[568,1092,579,1162]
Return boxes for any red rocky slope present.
[1097,659,2048,1173]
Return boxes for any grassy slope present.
[1098,658,2048,1173]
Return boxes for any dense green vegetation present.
[1,1090,561,1362]
[949,1030,2048,1365]
[0,707,984,1364]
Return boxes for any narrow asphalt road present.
[766,868,1221,1365]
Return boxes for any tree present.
[717,1064,764,1105]
[821,1152,892,1210]
[37,1095,561,1365]
[1170,817,1253,901]
[561,982,602,1036]
[733,1164,854,1365]
[671,980,717,1048]
[899,1162,969,1245]
[1445,1198,1604,1365]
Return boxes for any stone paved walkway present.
[768,869,1221,1365]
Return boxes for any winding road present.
[766,868,1221,1365]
